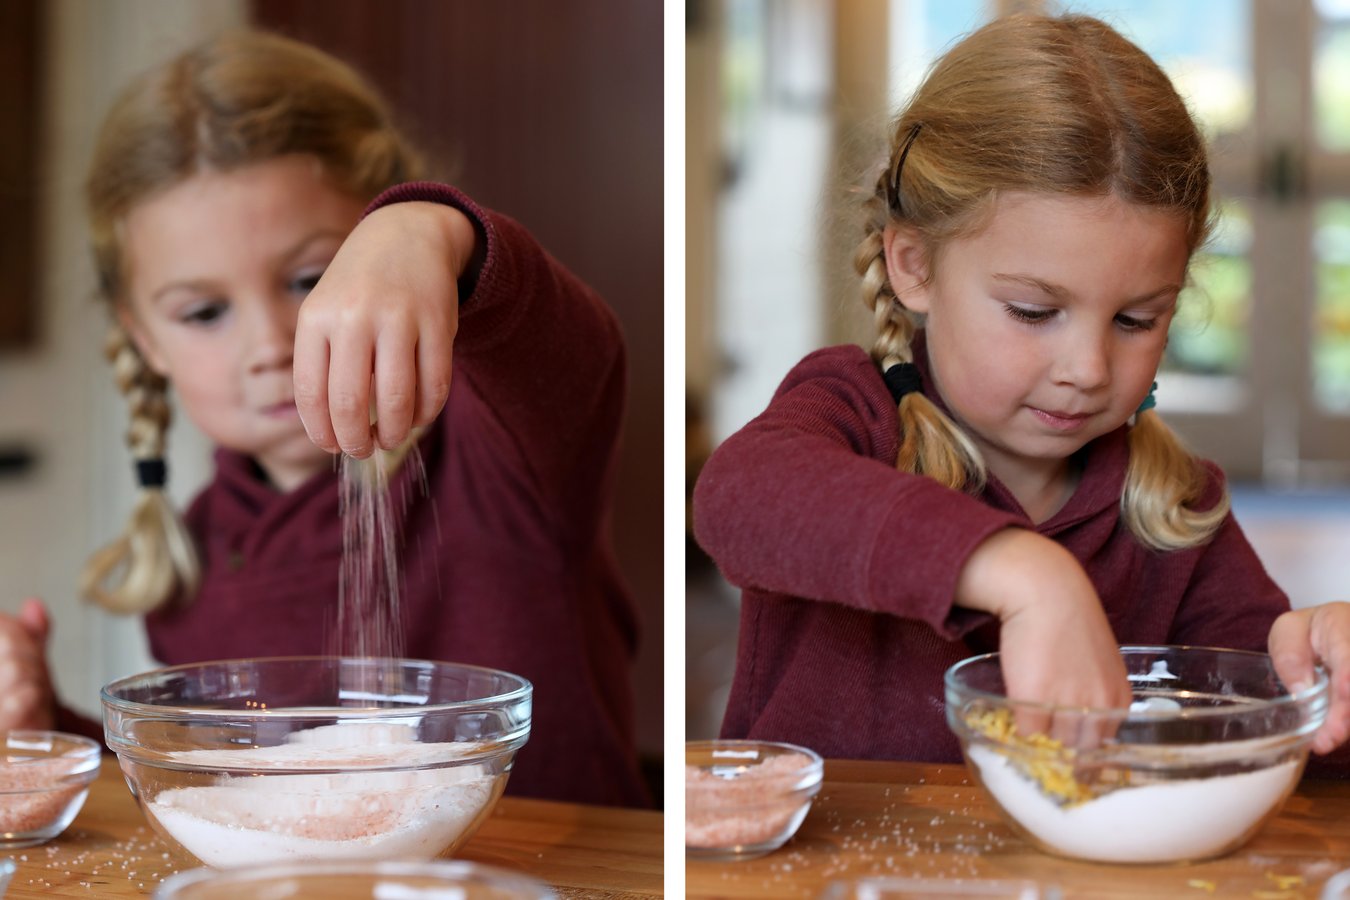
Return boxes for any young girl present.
[693,14,1350,766]
[0,30,647,807]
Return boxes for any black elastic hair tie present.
[136,458,167,489]
[883,362,923,404]
[887,122,924,215]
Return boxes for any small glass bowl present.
[945,646,1328,864]
[103,657,531,868]
[0,731,101,848]
[154,860,555,898]
[819,877,1061,899]
[686,739,823,861]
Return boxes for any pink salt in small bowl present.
[0,730,101,848]
[686,739,824,861]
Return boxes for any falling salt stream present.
[335,445,426,663]
[146,441,501,866]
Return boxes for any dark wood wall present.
[0,0,41,349]
[250,1,665,758]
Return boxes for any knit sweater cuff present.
[866,485,1022,641]
[364,181,493,302]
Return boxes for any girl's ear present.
[116,307,171,378]
[882,224,932,314]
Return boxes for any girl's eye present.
[289,271,325,294]
[1115,313,1159,332]
[180,301,228,326]
[1003,304,1055,326]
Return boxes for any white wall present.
[0,0,245,722]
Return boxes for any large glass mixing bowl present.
[945,646,1328,864]
[103,656,531,868]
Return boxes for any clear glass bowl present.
[103,656,531,868]
[0,731,100,848]
[1323,868,1350,900]
[686,739,823,861]
[819,877,1061,899]
[154,860,555,899]
[945,645,1328,864]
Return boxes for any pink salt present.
[686,752,815,849]
[0,757,89,835]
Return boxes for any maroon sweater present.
[86,184,646,807]
[693,341,1292,764]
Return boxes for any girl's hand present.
[0,598,55,731]
[957,529,1132,744]
[294,201,478,459]
[1268,602,1350,755]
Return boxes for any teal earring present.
[1136,381,1158,415]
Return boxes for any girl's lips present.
[1029,407,1093,432]
[260,401,298,419]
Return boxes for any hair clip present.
[136,458,167,488]
[888,122,924,215]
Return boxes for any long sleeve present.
[693,345,1019,640]
[365,183,626,550]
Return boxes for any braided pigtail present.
[854,177,985,492]
[1122,409,1229,550]
[80,325,200,613]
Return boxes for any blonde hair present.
[855,14,1226,551]
[82,30,424,613]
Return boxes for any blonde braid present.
[1122,410,1229,550]
[80,325,200,613]
[854,180,986,492]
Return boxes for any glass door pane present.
[1315,0,1350,151]
[1315,201,1350,411]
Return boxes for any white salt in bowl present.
[944,646,1328,864]
[0,730,101,848]
[686,739,824,861]
[102,657,531,868]
[155,859,555,899]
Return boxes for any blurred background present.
[0,0,663,793]
[687,0,1350,739]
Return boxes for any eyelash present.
[1002,305,1159,333]
[290,272,323,294]
[180,301,228,327]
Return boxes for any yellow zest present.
[1265,874,1304,890]
[963,707,1099,806]
[1186,879,1217,893]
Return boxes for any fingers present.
[413,326,454,429]
[1309,603,1350,754]
[293,319,338,454]
[0,681,48,731]
[374,321,417,451]
[1269,609,1316,693]
[0,611,53,731]
[17,598,48,645]
[327,330,375,459]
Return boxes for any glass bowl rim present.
[101,655,533,721]
[685,738,825,777]
[154,859,555,897]
[0,730,102,795]
[0,730,102,757]
[944,644,1329,719]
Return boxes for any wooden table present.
[3,757,663,898]
[687,759,1350,899]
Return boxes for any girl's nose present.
[244,298,297,373]
[1054,330,1111,391]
